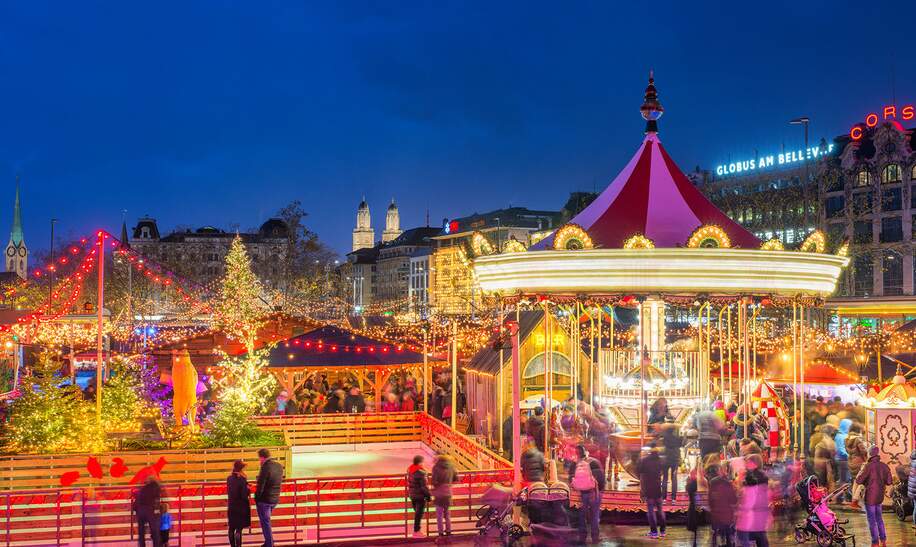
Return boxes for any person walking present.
[636,446,666,539]
[227,460,251,547]
[735,454,770,547]
[660,420,682,502]
[692,406,725,460]
[569,444,606,544]
[407,455,431,537]
[846,424,868,510]
[255,448,284,547]
[431,454,458,537]
[135,476,162,547]
[856,446,892,547]
[707,462,737,547]
[908,450,916,529]
[834,419,852,502]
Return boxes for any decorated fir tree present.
[214,235,266,354]
[3,352,104,453]
[100,357,157,433]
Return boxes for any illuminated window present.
[912,164,916,181]
[856,170,872,187]
[882,164,901,184]
[523,353,573,388]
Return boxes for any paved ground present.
[366,507,914,546]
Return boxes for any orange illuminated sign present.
[850,103,914,140]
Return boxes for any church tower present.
[352,198,375,251]
[5,179,27,279]
[382,199,402,243]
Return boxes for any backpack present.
[571,459,597,491]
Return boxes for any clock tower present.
[5,180,27,279]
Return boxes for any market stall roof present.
[467,311,543,374]
[531,75,759,251]
[268,325,436,369]
[769,359,861,385]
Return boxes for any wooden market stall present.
[265,325,445,411]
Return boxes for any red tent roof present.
[533,77,760,250]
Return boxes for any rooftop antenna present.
[426,208,430,227]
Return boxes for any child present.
[160,502,172,546]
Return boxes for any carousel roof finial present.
[640,70,664,134]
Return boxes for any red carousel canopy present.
[532,75,760,251]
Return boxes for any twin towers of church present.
[352,198,401,251]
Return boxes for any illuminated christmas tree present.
[214,235,266,354]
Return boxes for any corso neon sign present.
[850,104,914,140]
[715,143,835,177]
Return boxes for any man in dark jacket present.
[407,454,431,537]
[636,447,665,539]
[659,421,682,502]
[856,446,892,547]
[135,476,162,547]
[255,448,284,547]
[343,387,366,413]
[707,463,737,547]
[568,444,606,544]
[527,407,546,453]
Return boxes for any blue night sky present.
[1,1,914,256]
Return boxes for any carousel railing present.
[598,350,704,400]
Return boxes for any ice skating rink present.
[290,441,438,477]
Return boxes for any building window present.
[827,223,845,244]
[853,221,873,244]
[882,164,901,184]
[856,170,872,187]
[824,196,845,218]
[882,188,902,211]
[853,253,873,296]
[881,217,903,243]
[852,192,873,215]
[883,250,904,296]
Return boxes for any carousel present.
[471,75,849,487]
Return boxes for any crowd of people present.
[134,447,285,547]
[269,371,464,420]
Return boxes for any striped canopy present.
[532,133,760,250]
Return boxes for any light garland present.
[799,230,827,254]
[622,234,655,250]
[470,232,496,256]
[553,224,593,251]
[502,238,527,253]
[687,224,731,249]
[836,241,849,257]
[760,238,784,251]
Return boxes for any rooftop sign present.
[849,104,913,140]
[714,143,835,177]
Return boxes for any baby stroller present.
[793,476,855,547]
[891,475,913,521]
[475,484,525,546]
[526,485,577,546]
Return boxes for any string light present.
[553,223,593,250]
[687,224,731,249]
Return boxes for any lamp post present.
[789,117,811,226]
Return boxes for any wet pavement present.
[369,506,915,546]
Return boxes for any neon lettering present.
[865,113,879,127]
[884,106,896,119]
[850,126,863,140]
[903,106,914,121]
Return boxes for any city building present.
[129,217,290,287]
[341,226,438,314]
[430,207,562,314]
[819,120,916,299]
[408,248,431,318]
[382,199,402,243]
[4,181,27,279]
[352,198,375,251]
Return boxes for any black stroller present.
[793,475,855,547]
[526,486,577,546]
[891,475,913,521]
[475,484,525,546]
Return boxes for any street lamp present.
[789,117,811,226]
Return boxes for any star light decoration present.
[622,234,655,250]
[686,225,731,249]
[799,230,827,253]
[552,224,593,250]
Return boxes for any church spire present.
[10,176,22,246]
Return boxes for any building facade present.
[5,182,27,279]
[819,122,916,298]
[430,207,562,315]
[352,199,375,252]
[408,248,431,318]
[129,217,290,287]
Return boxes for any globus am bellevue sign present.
[715,143,835,177]
[849,103,914,140]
